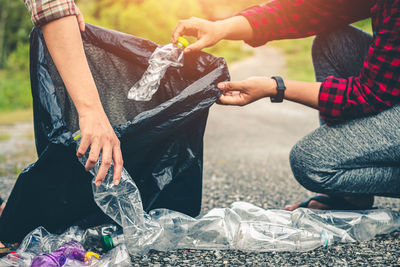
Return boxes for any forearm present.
[42,16,103,116]
[283,80,321,109]
[216,16,254,42]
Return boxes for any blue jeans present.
[289,25,400,197]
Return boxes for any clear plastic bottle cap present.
[102,235,114,251]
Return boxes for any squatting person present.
[171,0,400,210]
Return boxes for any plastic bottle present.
[235,221,330,252]
[127,37,189,101]
[291,208,400,243]
[30,241,86,267]
[74,134,163,255]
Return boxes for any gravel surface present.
[1,46,399,266]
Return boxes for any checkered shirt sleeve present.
[240,0,400,124]
[23,0,79,27]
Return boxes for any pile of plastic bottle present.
[0,225,131,266]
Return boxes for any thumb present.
[184,38,209,53]
[217,81,246,92]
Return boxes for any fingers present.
[217,81,246,92]
[184,38,208,53]
[77,13,85,32]
[75,5,85,32]
[77,136,91,158]
[94,145,112,186]
[85,141,101,171]
[112,145,123,186]
[171,20,190,44]
[217,81,248,106]
[218,93,246,106]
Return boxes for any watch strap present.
[270,76,286,103]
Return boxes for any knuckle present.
[105,135,113,143]
[102,160,111,166]
[88,157,97,164]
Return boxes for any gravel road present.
[1,46,399,266]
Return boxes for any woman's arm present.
[217,77,321,109]
[171,16,254,53]
[172,0,374,52]
[41,16,123,186]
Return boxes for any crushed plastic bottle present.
[30,241,86,267]
[64,245,132,267]
[127,37,188,101]
[291,208,400,243]
[73,134,400,255]
[235,221,330,252]
[75,134,163,255]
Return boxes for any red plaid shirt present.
[240,0,400,124]
[23,0,79,27]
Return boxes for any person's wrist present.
[213,20,229,41]
[270,78,279,98]
[265,78,278,98]
[77,104,106,119]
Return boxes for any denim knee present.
[311,25,372,81]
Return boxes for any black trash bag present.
[0,24,229,242]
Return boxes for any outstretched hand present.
[217,77,278,106]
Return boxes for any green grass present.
[271,19,373,82]
[270,37,315,81]
[0,133,11,141]
[0,69,32,111]
[0,109,33,125]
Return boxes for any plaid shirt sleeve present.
[23,0,79,27]
[240,0,400,124]
[319,1,400,123]
[238,0,374,47]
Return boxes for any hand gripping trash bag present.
[0,24,229,243]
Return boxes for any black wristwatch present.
[270,76,286,103]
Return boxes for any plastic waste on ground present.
[0,227,131,267]
[102,230,124,252]
[30,241,85,267]
[1,156,399,267]
[127,37,188,101]
[74,135,400,256]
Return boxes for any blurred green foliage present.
[0,0,262,112]
[271,19,373,82]
[0,0,373,112]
